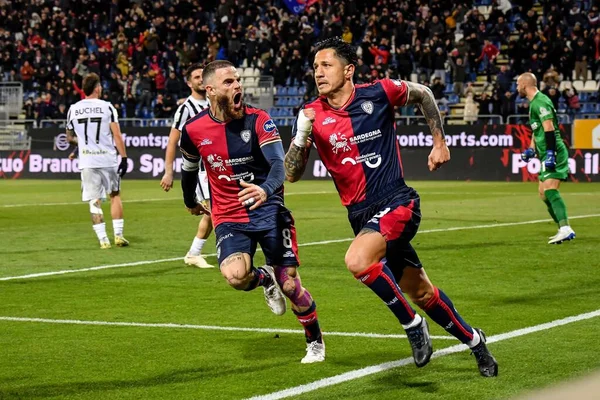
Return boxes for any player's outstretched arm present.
[285,109,314,182]
[405,81,450,171]
[161,127,182,191]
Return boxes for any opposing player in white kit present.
[66,73,129,249]
[160,63,214,268]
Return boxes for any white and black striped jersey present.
[172,96,210,131]
[66,98,119,168]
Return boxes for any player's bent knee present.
[410,288,435,308]
[344,251,378,275]
[89,199,103,215]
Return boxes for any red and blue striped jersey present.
[295,79,409,207]
[180,106,283,228]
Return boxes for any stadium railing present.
[0,82,24,119]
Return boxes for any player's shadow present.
[416,241,514,251]
[498,282,600,305]
[0,363,278,399]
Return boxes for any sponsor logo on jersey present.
[263,119,277,132]
[531,122,539,130]
[240,129,251,143]
[349,129,382,144]
[329,132,351,154]
[217,171,254,182]
[200,138,212,146]
[322,117,336,125]
[283,251,295,258]
[216,232,233,247]
[539,106,550,117]
[361,101,374,115]
[341,152,382,168]
[392,79,403,87]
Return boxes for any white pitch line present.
[0,316,454,340]
[1,213,599,282]
[246,309,600,400]
[0,191,336,208]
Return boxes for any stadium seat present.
[288,87,298,96]
[583,80,598,92]
[444,83,454,94]
[251,68,260,77]
[579,92,589,101]
[573,80,585,91]
[582,103,595,113]
[298,86,306,95]
[558,81,572,91]
[448,94,459,104]
[276,86,287,96]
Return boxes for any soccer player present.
[517,72,576,244]
[285,38,497,376]
[179,60,325,363]
[66,73,129,249]
[160,63,214,268]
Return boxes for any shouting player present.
[179,60,325,363]
[285,38,497,376]
[161,63,214,268]
[517,72,576,244]
[66,73,129,249]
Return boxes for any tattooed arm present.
[285,108,315,182]
[405,81,450,171]
[284,141,311,183]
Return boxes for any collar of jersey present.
[320,86,356,111]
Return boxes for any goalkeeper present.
[517,72,575,244]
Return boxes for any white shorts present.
[81,167,120,202]
[195,162,210,201]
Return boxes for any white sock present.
[113,219,124,237]
[93,223,108,242]
[402,313,423,330]
[189,237,206,256]
[467,329,481,348]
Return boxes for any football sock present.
[545,189,569,227]
[274,266,313,308]
[244,266,273,291]
[93,223,108,242]
[542,198,559,225]
[294,301,323,343]
[113,219,124,237]
[354,261,417,325]
[422,287,476,345]
[189,237,206,256]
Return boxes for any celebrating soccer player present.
[517,73,576,244]
[66,73,129,249]
[179,60,325,363]
[285,38,497,376]
[161,63,214,268]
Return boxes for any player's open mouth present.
[233,92,242,109]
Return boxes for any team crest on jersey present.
[361,101,374,115]
[206,154,226,171]
[329,132,351,154]
[240,130,251,143]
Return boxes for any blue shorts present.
[348,190,423,274]
[214,209,300,268]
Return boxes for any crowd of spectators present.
[1,0,600,124]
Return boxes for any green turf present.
[0,179,599,399]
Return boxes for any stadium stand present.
[1,0,600,126]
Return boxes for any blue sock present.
[423,287,474,344]
[244,267,272,291]
[355,261,416,325]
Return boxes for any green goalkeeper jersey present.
[528,91,569,181]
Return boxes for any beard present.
[216,93,244,120]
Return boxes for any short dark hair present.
[313,37,358,66]
[202,60,234,84]
[82,73,101,96]
[185,62,205,81]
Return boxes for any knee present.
[345,250,376,276]
[222,272,249,290]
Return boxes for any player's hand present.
[187,202,210,216]
[68,151,77,160]
[117,157,128,177]
[238,179,267,211]
[545,150,556,170]
[293,108,315,147]
[521,148,536,162]
[160,173,173,192]
[428,141,450,171]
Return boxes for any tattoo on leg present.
[275,266,313,308]
[222,252,244,268]
[358,227,379,237]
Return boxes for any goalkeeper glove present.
[521,148,536,162]
[544,150,556,170]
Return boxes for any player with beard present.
[284,38,497,376]
[179,60,325,363]
[161,63,214,268]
